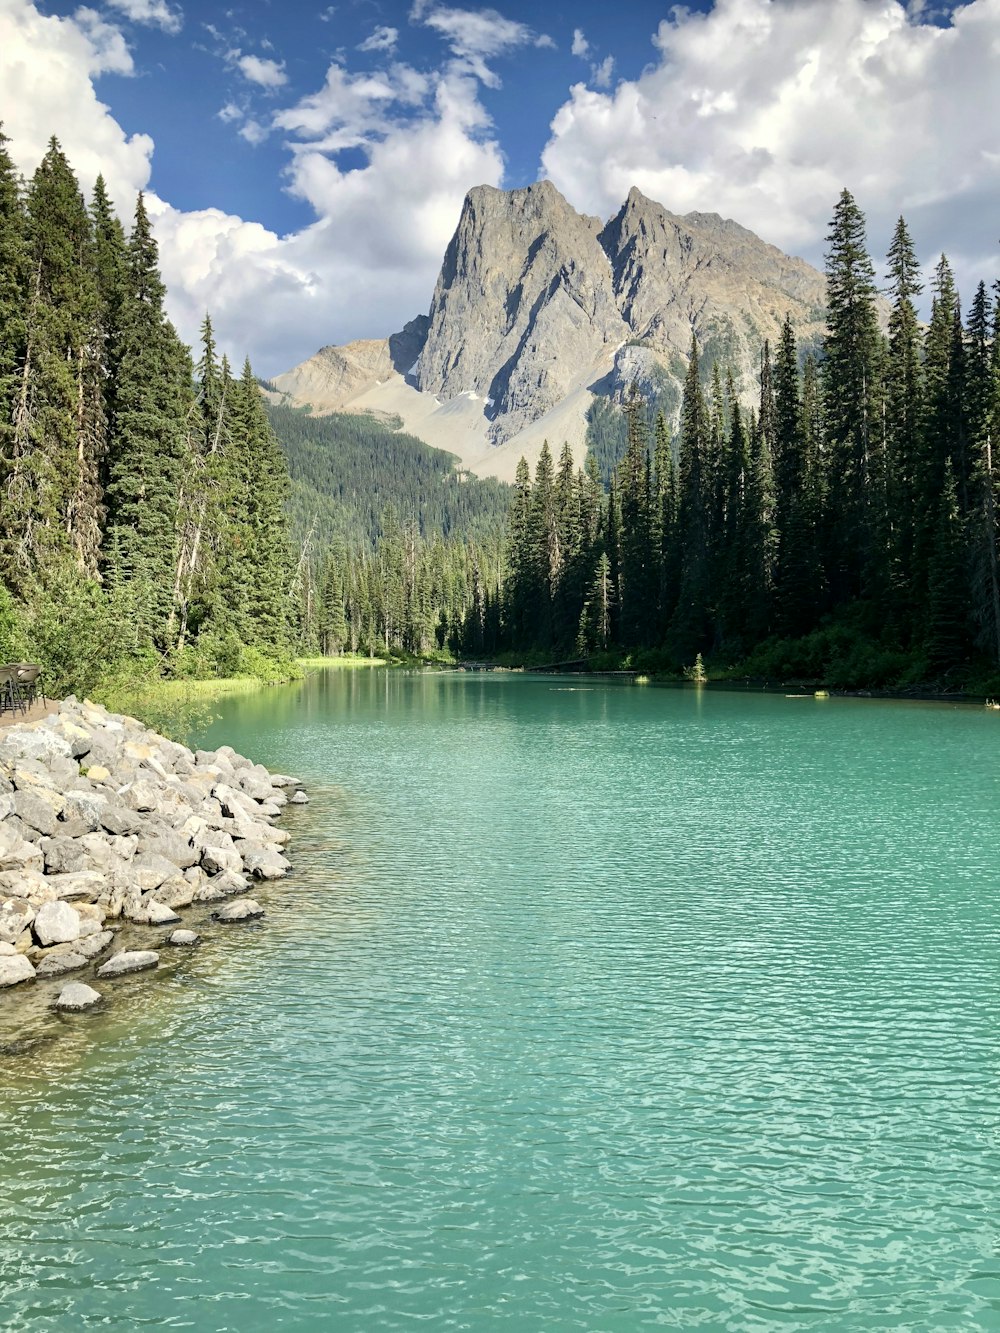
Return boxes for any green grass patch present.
[297,655,387,668]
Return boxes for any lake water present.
[2,670,999,1331]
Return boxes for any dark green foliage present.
[268,402,510,552]
[0,129,298,691]
[489,191,1000,690]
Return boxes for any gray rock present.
[130,852,183,893]
[138,899,181,926]
[0,727,72,767]
[0,897,35,945]
[193,870,248,902]
[72,930,114,960]
[239,846,290,880]
[0,870,51,902]
[212,783,257,820]
[96,949,159,978]
[62,790,108,830]
[167,929,200,947]
[151,875,195,910]
[0,953,36,986]
[12,789,59,836]
[35,949,89,978]
[40,835,88,875]
[237,769,275,802]
[33,900,82,946]
[137,833,199,870]
[200,844,243,876]
[213,897,264,922]
[46,870,107,901]
[99,804,144,836]
[270,773,302,788]
[55,981,103,1010]
[120,779,162,813]
[289,790,310,805]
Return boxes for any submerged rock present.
[96,949,160,978]
[213,898,264,923]
[55,982,103,1011]
[35,949,90,978]
[167,929,200,947]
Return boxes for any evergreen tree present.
[503,457,533,649]
[1,138,103,587]
[670,334,713,657]
[822,189,885,603]
[883,216,924,627]
[618,384,652,645]
[103,193,193,648]
[0,126,28,524]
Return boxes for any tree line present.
[494,191,1000,688]
[0,128,298,692]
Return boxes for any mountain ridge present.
[269,180,829,482]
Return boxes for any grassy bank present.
[297,655,387,669]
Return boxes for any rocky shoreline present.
[0,697,305,1032]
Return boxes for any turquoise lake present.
[2,670,1000,1330]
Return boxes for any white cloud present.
[238,118,269,146]
[104,0,182,35]
[236,52,287,88]
[0,0,152,215]
[592,54,614,88]
[0,0,508,375]
[571,27,589,58]
[541,0,1000,302]
[414,2,551,87]
[70,6,134,75]
[359,24,398,53]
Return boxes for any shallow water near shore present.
[2,670,999,1330]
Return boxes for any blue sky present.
[1,0,996,377]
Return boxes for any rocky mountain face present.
[271,181,829,479]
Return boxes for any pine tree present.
[503,457,533,650]
[618,384,651,645]
[670,334,712,657]
[925,462,971,675]
[822,189,885,603]
[883,216,924,627]
[0,126,28,521]
[103,193,194,648]
[1,138,104,587]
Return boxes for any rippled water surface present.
[2,671,1000,1331]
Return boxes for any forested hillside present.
[269,403,510,549]
[2,124,996,692]
[488,193,1000,689]
[0,128,506,686]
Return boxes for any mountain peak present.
[274,181,829,479]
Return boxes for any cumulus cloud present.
[0,0,152,214]
[591,54,614,88]
[0,0,512,374]
[104,0,182,35]
[541,0,1000,301]
[571,27,589,58]
[359,24,399,53]
[236,52,287,88]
